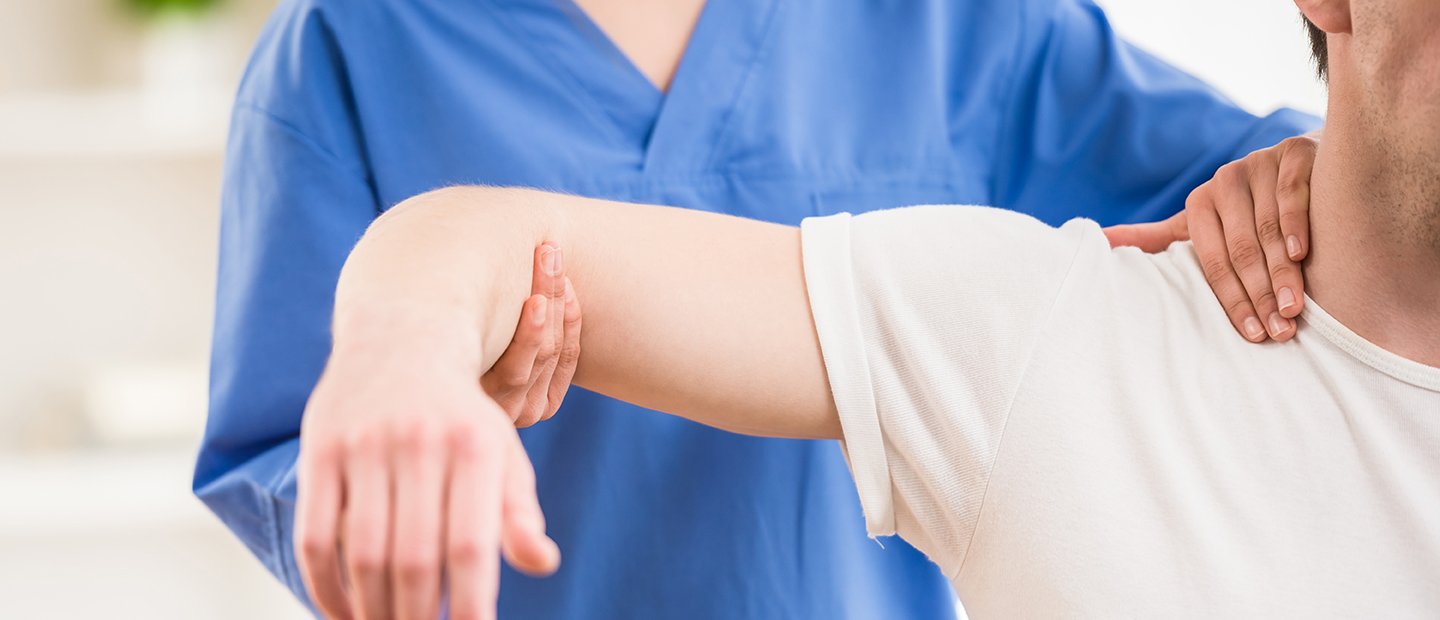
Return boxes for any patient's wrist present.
[331,300,485,378]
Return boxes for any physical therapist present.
[194,0,1320,618]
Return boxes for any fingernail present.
[1244,317,1265,341]
[1286,235,1302,259]
[1268,313,1289,337]
[542,247,562,275]
[563,279,576,303]
[533,297,548,325]
[1277,287,1297,312]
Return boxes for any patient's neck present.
[1305,115,1440,367]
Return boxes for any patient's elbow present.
[374,186,560,243]
[382,184,515,220]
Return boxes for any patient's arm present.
[297,185,835,620]
[337,185,837,439]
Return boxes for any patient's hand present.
[297,339,559,620]
[1104,132,1320,343]
[480,243,583,427]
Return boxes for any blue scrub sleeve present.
[993,0,1321,226]
[194,103,378,607]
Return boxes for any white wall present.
[1097,0,1328,117]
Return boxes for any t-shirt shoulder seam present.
[949,226,1092,581]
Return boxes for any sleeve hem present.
[800,213,897,537]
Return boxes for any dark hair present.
[1304,16,1329,81]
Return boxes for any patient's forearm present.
[333,186,840,439]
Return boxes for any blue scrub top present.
[195,0,1318,617]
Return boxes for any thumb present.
[1102,212,1189,253]
[499,437,561,577]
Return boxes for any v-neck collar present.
[492,0,781,175]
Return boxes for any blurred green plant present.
[122,0,224,17]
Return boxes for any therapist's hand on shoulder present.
[1105,132,1320,343]
[480,243,582,427]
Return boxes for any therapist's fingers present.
[1211,162,1293,340]
[519,247,565,427]
[1244,154,1306,328]
[1275,134,1319,262]
[296,441,353,620]
[480,293,547,416]
[1189,190,1268,343]
[343,433,395,620]
[500,436,560,576]
[445,416,507,620]
[389,424,446,620]
[520,247,566,427]
[541,278,582,423]
[1102,211,1190,252]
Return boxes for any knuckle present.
[1254,291,1278,310]
[1216,161,1247,186]
[557,344,581,368]
[1282,135,1318,155]
[1269,262,1297,283]
[1246,161,1273,186]
[1227,239,1264,268]
[446,420,503,462]
[343,427,383,454]
[1185,186,1211,211]
[1200,257,1233,284]
[390,420,436,455]
[505,370,531,389]
[448,536,484,566]
[393,551,439,587]
[445,423,482,457]
[537,337,558,360]
[1276,179,1306,204]
[1256,218,1284,243]
[298,534,333,563]
[304,437,344,466]
[518,403,545,429]
[1223,298,1253,319]
[347,547,388,577]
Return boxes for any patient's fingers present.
[390,424,446,620]
[499,436,560,576]
[296,440,353,620]
[1189,189,1267,343]
[343,433,395,619]
[445,418,505,620]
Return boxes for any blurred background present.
[0,1,1323,618]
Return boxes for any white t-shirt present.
[800,205,1440,618]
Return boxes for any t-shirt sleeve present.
[800,204,1095,577]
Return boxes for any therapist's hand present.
[296,349,560,620]
[1104,132,1319,343]
[480,243,582,427]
